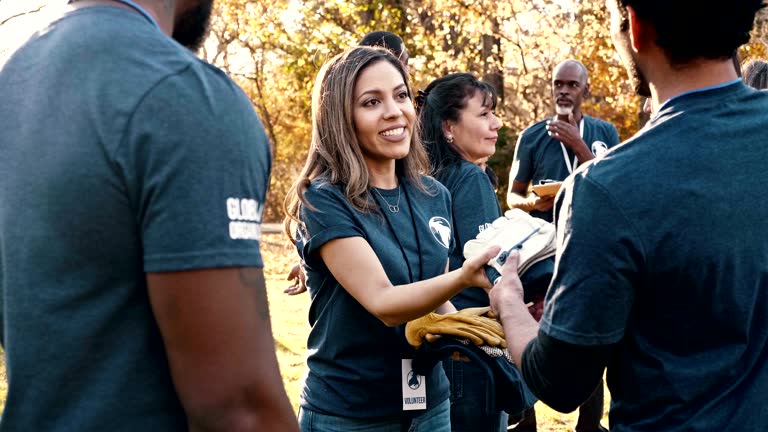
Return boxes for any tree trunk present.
[481,17,504,105]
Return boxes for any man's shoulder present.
[56,8,242,103]
[521,119,550,135]
[159,60,251,108]
[575,131,653,196]
[518,119,551,143]
[58,7,197,70]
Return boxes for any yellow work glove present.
[405,307,506,348]
[423,306,501,343]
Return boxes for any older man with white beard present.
[506,60,619,225]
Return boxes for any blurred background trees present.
[201,0,768,221]
[3,0,767,221]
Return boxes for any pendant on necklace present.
[388,204,400,213]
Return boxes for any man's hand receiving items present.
[463,209,556,286]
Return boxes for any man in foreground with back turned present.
[490,0,768,431]
[0,0,298,430]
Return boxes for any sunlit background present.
[0,1,67,65]
[1,2,767,428]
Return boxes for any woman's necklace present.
[373,185,401,213]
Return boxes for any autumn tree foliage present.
[201,0,768,221]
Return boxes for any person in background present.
[285,30,410,295]
[360,30,410,68]
[417,72,519,431]
[743,58,768,89]
[505,59,615,432]
[506,60,619,225]
[284,46,501,432]
[490,0,768,431]
[0,0,298,430]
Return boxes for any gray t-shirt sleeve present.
[115,66,271,272]
[451,167,501,252]
[539,172,643,345]
[300,184,365,269]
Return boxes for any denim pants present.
[443,357,508,432]
[298,398,451,432]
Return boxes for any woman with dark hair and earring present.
[284,47,502,432]
[416,73,535,432]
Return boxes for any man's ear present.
[583,82,591,98]
[627,5,649,53]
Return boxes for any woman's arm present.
[319,237,499,326]
[434,261,458,314]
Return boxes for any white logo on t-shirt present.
[227,197,263,240]
[428,217,451,249]
[591,141,609,157]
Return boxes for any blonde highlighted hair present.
[284,46,430,241]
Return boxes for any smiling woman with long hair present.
[283,47,500,431]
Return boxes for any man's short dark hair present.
[359,31,405,58]
[620,0,765,66]
[743,58,768,89]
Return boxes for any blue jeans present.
[443,357,508,432]
[298,398,451,432]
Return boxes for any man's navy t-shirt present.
[512,116,619,221]
[0,7,271,430]
[540,82,768,431]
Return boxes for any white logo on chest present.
[591,141,609,157]
[428,216,451,249]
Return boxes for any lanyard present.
[112,0,160,29]
[373,182,423,284]
[555,116,584,174]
